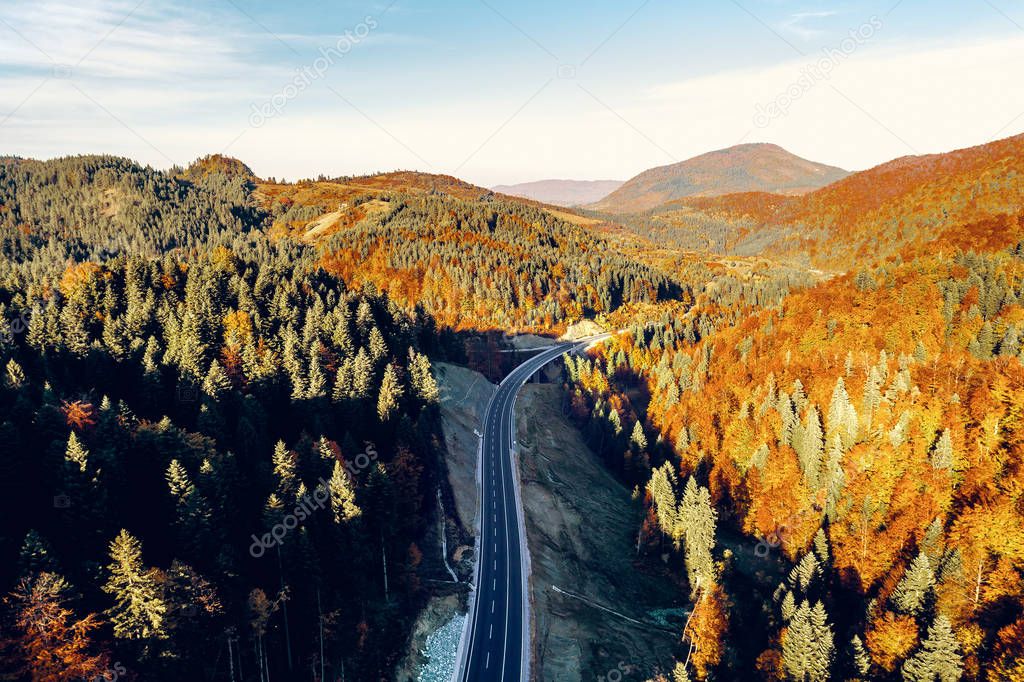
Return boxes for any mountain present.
[491,179,624,207]
[656,133,1024,268]
[589,143,849,213]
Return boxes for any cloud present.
[1,2,1023,187]
[780,10,840,40]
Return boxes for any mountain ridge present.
[491,179,624,207]
[590,143,849,213]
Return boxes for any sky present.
[1,0,1023,186]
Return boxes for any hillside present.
[590,143,848,213]
[491,179,624,207]
[647,134,1024,269]
[566,243,1024,679]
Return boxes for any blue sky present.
[1,0,1023,185]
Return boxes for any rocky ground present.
[515,382,684,681]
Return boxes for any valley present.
[1,133,1023,682]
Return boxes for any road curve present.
[456,336,609,682]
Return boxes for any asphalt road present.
[458,340,592,682]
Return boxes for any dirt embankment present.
[394,362,495,680]
[515,383,683,681]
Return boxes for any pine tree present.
[272,441,298,498]
[328,460,361,523]
[65,432,89,473]
[901,616,962,682]
[781,590,796,622]
[680,477,717,595]
[332,358,354,403]
[202,359,232,400]
[103,530,168,640]
[797,405,824,489]
[351,347,373,399]
[165,460,193,502]
[789,552,822,594]
[4,358,25,389]
[377,363,403,421]
[608,408,623,436]
[891,553,935,616]
[851,635,871,677]
[827,378,858,450]
[407,348,440,404]
[782,600,834,682]
[813,528,830,565]
[630,420,648,451]
[306,340,328,399]
[368,326,388,364]
[18,530,59,578]
[646,462,679,544]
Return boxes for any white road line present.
[491,600,495,613]
[486,652,491,669]
[489,624,493,639]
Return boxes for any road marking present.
[491,600,495,613]
[486,652,491,669]
[489,624,493,639]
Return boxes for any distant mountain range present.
[492,179,624,207]
[589,143,849,213]
[641,133,1024,269]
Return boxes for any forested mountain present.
[258,174,683,332]
[590,144,848,214]
[0,155,469,680]
[491,179,624,207]
[563,224,1024,679]
[634,134,1024,269]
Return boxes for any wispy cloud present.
[780,10,840,40]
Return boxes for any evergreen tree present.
[377,362,403,421]
[782,600,834,682]
[103,530,168,640]
[18,530,60,578]
[851,635,871,677]
[4,358,25,389]
[901,616,962,682]
[328,460,361,523]
[891,552,935,617]
[630,420,648,451]
[201,359,232,400]
[65,432,89,473]
[407,348,440,404]
[679,477,717,595]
